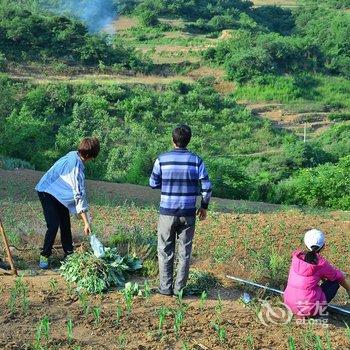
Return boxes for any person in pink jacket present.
[284,229,350,317]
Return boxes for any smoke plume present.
[42,0,118,33]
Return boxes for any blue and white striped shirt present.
[35,151,88,214]
[149,148,212,216]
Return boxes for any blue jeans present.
[321,280,340,303]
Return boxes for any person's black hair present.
[304,245,321,265]
[172,124,192,148]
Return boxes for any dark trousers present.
[321,280,340,303]
[38,191,73,257]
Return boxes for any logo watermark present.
[257,300,329,328]
[258,300,293,326]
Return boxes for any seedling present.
[8,288,17,315]
[34,321,42,350]
[218,326,227,344]
[215,294,223,322]
[66,319,73,343]
[247,334,254,350]
[123,288,133,315]
[325,331,332,350]
[78,292,90,316]
[41,316,50,343]
[93,307,101,326]
[115,303,123,326]
[315,336,323,350]
[199,291,208,311]
[176,289,184,304]
[158,306,169,336]
[345,322,350,339]
[182,341,190,350]
[49,278,59,294]
[8,277,30,315]
[117,333,127,349]
[212,322,227,344]
[174,309,185,338]
[288,336,296,350]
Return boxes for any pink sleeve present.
[321,259,345,282]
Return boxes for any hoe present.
[0,217,17,276]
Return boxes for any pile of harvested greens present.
[60,247,142,294]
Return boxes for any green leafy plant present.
[60,248,142,294]
[185,270,219,295]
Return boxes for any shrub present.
[328,112,350,121]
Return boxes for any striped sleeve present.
[149,158,162,189]
[198,159,212,209]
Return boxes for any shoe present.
[39,255,49,269]
[62,251,74,262]
[174,289,190,299]
[151,287,173,296]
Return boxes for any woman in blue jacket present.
[35,137,100,269]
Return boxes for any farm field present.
[1,169,350,349]
[253,0,297,7]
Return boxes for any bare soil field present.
[1,169,350,349]
[245,103,337,139]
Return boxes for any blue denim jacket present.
[35,151,88,214]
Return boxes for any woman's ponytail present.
[304,245,319,265]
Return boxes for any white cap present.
[304,229,325,251]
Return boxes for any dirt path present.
[9,73,194,85]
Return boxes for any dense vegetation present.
[0,0,148,70]
[204,1,350,80]
[1,74,348,206]
[0,0,350,210]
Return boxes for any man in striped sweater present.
[150,124,212,296]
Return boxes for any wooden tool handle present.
[0,217,17,276]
